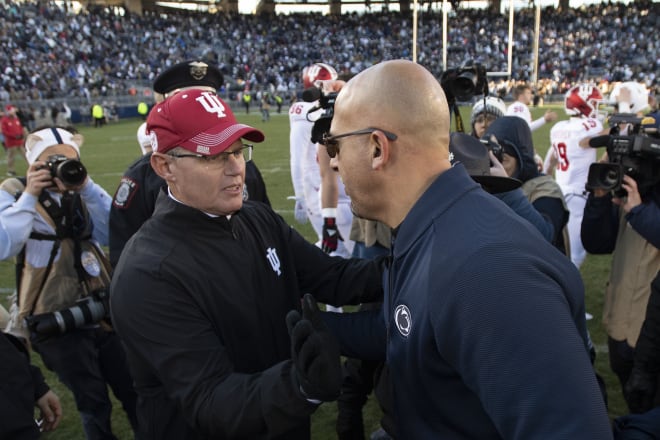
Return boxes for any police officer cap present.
[153,61,224,95]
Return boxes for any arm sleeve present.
[79,177,112,246]
[531,197,566,246]
[581,192,619,254]
[289,118,308,201]
[495,189,553,242]
[0,190,38,260]
[433,248,611,439]
[633,271,660,374]
[529,116,546,132]
[29,364,50,400]
[625,200,660,250]
[321,309,386,361]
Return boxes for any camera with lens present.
[25,289,109,338]
[586,114,660,197]
[43,154,87,186]
[440,62,488,103]
[302,86,338,144]
[480,135,504,163]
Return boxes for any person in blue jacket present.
[312,60,612,439]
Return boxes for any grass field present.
[1,103,624,439]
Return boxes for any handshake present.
[286,294,342,402]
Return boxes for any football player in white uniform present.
[288,63,354,261]
[543,84,607,268]
[506,83,557,131]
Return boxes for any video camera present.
[440,62,488,103]
[25,289,110,338]
[303,87,338,144]
[42,154,87,186]
[586,114,660,197]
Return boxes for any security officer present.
[109,60,271,267]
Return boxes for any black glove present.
[286,294,342,402]
[321,217,343,254]
[624,366,657,414]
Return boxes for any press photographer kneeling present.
[0,126,138,438]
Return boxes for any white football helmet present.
[302,63,338,89]
[609,81,649,114]
[564,84,604,118]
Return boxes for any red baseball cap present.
[146,89,264,155]
[5,105,15,112]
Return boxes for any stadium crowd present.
[0,0,657,106]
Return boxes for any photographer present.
[581,159,660,410]
[0,126,138,439]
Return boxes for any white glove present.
[294,198,308,224]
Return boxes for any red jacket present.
[1,115,24,147]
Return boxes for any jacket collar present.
[393,164,480,258]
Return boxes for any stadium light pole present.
[412,0,418,62]
[442,0,448,70]
[507,0,514,78]
[532,1,541,84]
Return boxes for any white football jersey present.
[549,117,603,194]
[506,101,532,124]
[289,100,351,243]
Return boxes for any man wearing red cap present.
[1,104,27,176]
[110,89,383,440]
[109,60,270,268]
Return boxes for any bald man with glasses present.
[316,60,612,439]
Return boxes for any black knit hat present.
[449,132,521,193]
[153,61,224,95]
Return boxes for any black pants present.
[34,328,138,439]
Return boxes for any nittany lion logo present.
[394,304,411,337]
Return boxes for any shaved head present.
[334,60,451,153]
[329,60,453,228]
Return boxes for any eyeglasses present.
[320,128,398,158]
[474,114,499,125]
[168,144,253,164]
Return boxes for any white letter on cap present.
[196,91,226,118]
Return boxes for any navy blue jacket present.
[327,165,612,439]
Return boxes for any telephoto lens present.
[25,291,109,337]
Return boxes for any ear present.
[71,133,84,148]
[371,131,390,170]
[150,153,175,181]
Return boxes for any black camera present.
[586,115,660,197]
[25,289,109,338]
[480,135,504,163]
[440,62,488,102]
[44,154,87,186]
[302,86,338,144]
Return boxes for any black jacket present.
[0,332,49,440]
[111,193,383,439]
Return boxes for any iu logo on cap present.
[196,91,226,118]
[394,304,412,337]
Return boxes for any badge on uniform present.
[112,177,139,209]
[81,250,101,277]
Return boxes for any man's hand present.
[36,389,62,432]
[321,217,343,254]
[612,174,642,213]
[294,198,308,224]
[286,294,342,402]
[25,162,54,197]
[543,110,558,123]
[624,366,657,414]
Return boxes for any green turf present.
[0,104,621,439]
